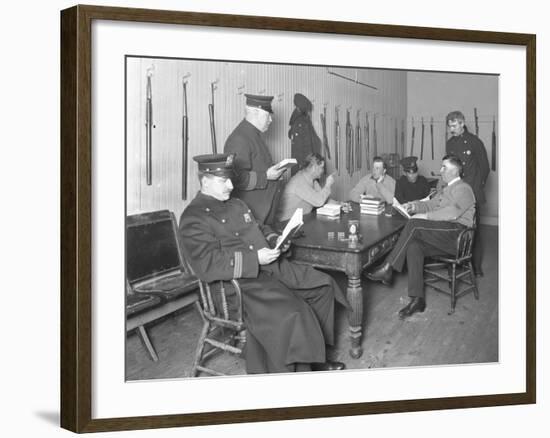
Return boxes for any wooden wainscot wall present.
[126,57,407,219]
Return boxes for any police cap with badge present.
[194,153,235,178]
[400,156,419,173]
[244,93,274,113]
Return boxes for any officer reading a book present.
[224,94,295,226]
[179,153,349,374]
[365,155,475,319]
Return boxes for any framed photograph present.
[60,4,536,433]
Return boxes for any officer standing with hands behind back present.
[446,110,490,277]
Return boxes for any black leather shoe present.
[365,262,393,285]
[311,361,346,371]
[398,297,426,320]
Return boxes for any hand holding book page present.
[275,208,303,250]
[392,197,412,219]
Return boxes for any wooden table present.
[290,204,405,359]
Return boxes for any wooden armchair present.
[191,279,246,377]
[423,226,479,314]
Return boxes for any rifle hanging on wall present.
[145,71,153,186]
[356,110,362,171]
[365,112,370,171]
[394,118,398,155]
[410,117,415,156]
[345,109,352,176]
[420,117,425,160]
[491,116,497,172]
[320,106,331,159]
[430,117,434,160]
[181,78,189,200]
[334,106,340,174]
[373,114,378,158]
[208,81,218,153]
[401,118,405,158]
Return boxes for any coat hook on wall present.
[182,72,191,83]
[237,84,245,95]
[146,64,155,78]
[276,92,285,102]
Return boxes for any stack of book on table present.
[360,195,385,215]
[317,202,341,218]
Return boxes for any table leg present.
[346,274,363,359]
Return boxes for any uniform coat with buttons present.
[446,126,490,204]
[179,192,349,374]
[446,126,490,272]
[224,119,282,226]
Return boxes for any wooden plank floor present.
[126,224,498,380]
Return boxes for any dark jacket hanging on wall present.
[288,109,322,176]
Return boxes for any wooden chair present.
[191,279,246,377]
[423,227,479,314]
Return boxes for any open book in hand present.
[276,158,298,171]
[392,198,411,219]
[275,208,303,249]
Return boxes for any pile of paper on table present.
[360,195,385,215]
[317,202,341,218]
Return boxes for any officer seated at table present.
[179,153,349,374]
[394,156,431,203]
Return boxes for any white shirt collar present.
[447,176,461,186]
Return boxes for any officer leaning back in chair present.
[178,153,350,374]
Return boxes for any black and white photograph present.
[124,57,499,380]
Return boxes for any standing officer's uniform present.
[446,125,490,274]
[224,94,282,226]
[179,154,348,374]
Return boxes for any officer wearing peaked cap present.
[394,156,431,203]
[179,153,349,374]
[224,94,286,227]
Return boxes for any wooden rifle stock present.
[410,117,415,156]
[430,117,434,160]
[356,110,361,170]
[145,75,153,186]
[491,117,497,172]
[420,117,425,159]
[320,107,331,159]
[365,113,370,170]
[334,107,340,174]
[181,80,189,200]
[209,82,217,153]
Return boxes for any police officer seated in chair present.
[179,153,349,374]
[365,154,476,320]
[394,156,431,203]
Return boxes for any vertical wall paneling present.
[127,59,408,220]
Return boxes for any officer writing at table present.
[179,153,348,374]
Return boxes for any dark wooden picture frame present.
[60,4,536,433]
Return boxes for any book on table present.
[360,195,385,215]
[317,201,341,217]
